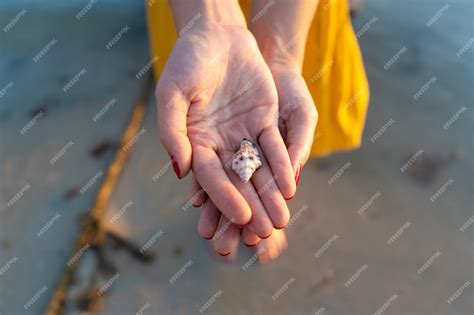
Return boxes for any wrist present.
[169,0,247,35]
[252,33,306,71]
[249,0,318,71]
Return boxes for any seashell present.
[232,138,262,183]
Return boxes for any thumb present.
[277,74,318,180]
[155,81,192,179]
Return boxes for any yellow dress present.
[146,0,369,157]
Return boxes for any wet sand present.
[0,0,473,314]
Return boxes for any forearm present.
[249,0,318,70]
[168,0,247,34]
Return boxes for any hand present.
[155,24,296,236]
[193,63,318,256]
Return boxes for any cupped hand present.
[269,62,318,176]
[155,24,296,234]
[193,63,318,258]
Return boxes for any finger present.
[278,74,318,173]
[197,200,220,239]
[155,80,192,179]
[189,174,207,207]
[258,228,288,264]
[212,217,241,256]
[220,152,273,239]
[214,249,238,262]
[251,152,290,229]
[286,104,318,171]
[285,102,318,187]
[207,239,237,262]
[258,126,296,199]
[242,227,261,247]
[193,146,252,225]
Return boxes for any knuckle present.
[158,132,169,149]
[273,211,290,229]
[309,106,318,123]
[260,222,274,238]
[197,225,213,239]
[302,102,318,124]
[154,82,167,105]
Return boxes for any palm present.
[167,27,278,154]
[156,25,295,231]
[194,65,318,255]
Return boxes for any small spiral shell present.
[231,139,262,183]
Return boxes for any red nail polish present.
[170,154,181,179]
[284,195,294,201]
[295,165,301,186]
[261,232,272,239]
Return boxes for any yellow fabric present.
[146,0,369,157]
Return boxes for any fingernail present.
[170,154,181,179]
[192,202,203,208]
[219,252,231,256]
[295,165,301,187]
[245,243,257,248]
[284,195,293,201]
